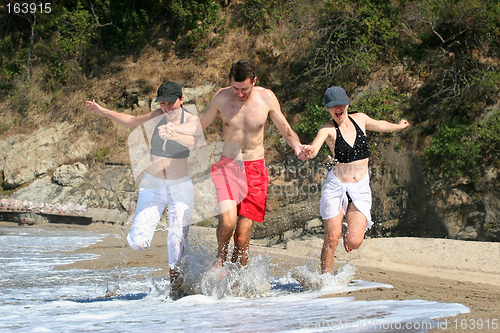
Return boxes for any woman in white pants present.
[86,82,201,292]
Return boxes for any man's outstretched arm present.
[266,90,303,157]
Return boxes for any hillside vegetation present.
[1,0,500,183]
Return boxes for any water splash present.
[199,257,272,298]
[291,261,356,291]
[164,241,271,299]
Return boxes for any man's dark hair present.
[229,60,256,82]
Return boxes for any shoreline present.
[2,221,499,332]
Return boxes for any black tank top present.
[333,115,370,163]
[150,108,190,159]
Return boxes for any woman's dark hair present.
[229,60,256,82]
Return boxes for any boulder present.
[52,162,88,187]
[0,123,95,189]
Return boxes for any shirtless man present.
[176,60,303,268]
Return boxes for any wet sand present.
[4,221,500,332]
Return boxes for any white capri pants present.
[127,172,194,269]
[320,169,373,229]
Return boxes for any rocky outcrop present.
[426,168,500,241]
[369,153,500,242]
[0,123,95,189]
[10,163,136,211]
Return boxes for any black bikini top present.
[333,115,370,163]
[150,108,190,159]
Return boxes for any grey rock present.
[52,162,88,187]
[182,84,214,103]
[457,226,478,240]
[0,123,95,189]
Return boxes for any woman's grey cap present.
[156,81,183,103]
[324,86,349,108]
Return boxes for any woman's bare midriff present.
[333,158,369,183]
[145,157,189,179]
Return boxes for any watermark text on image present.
[298,318,499,331]
[6,3,52,14]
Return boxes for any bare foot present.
[212,259,227,280]
[169,268,182,286]
[230,280,240,296]
[168,268,187,300]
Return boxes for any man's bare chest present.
[221,106,268,132]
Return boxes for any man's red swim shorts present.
[210,155,268,222]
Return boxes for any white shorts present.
[320,169,373,229]
[127,172,194,269]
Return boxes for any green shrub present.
[298,0,403,90]
[293,100,331,145]
[170,0,224,53]
[240,0,283,34]
[78,0,162,51]
[423,114,500,181]
[415,61,500,123]
[94,147,110,162]
[350,88,405,123]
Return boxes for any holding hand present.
[298,145,315,160]
[293,144,304,160]
[158,122,175,140]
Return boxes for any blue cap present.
[324,86,349,109]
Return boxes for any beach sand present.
[7,221,499,333]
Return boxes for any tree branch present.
[89,3,117,28]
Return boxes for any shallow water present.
[0,225,468,332]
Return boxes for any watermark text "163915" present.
[6,3,52,14]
